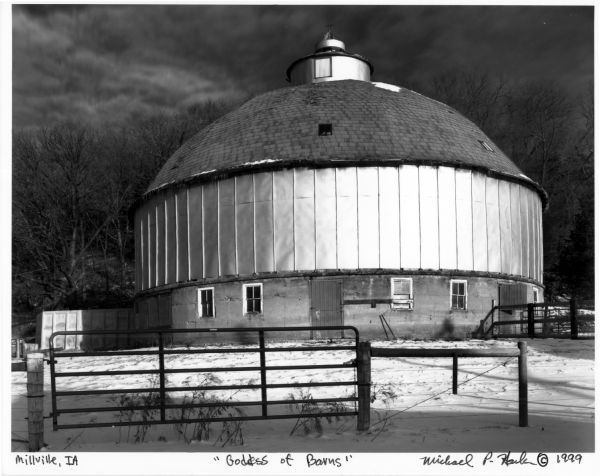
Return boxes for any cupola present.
[286,31,373,85]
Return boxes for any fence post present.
[570,298,578,340]
[27,352,45,451]
[527,304,535,338]
[452,353,458,395]
[158,332,166,423]
[259,330,267,417]
[518,341,528,427]
[356,341,371,431]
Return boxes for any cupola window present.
[314,57,332,78]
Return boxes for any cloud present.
[12,5,593,129]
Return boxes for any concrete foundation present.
[134,273,542,343]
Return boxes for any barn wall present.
[136,166,544,294]
[135,275,542,344]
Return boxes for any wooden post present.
[26,352,44,451]
[518,341,528,427]
[356,341,371,431]
[570,298,578,339]
[452,353,458,394]
[527,304,535,338]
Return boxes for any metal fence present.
[476,300,594,339]
[48,326,360,431]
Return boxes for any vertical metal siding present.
[156,198,166,286]
[254,172,275,272]
[378,166,400,269]
[537,197,544,283]
[166,194,177,284]
[135,209,142,291]
[419,166,439,269]
[357,167,380,268]
[219,179,237,276]
[188,185,203,280]
[438,167,457,270]
[142,206,149,290]
[235,175,255,275]
[336,167,358,269]
[528,189,536,280]
[498,180,512,275]
[148,199,157,287]
[294,169,316,270]
[315,168,337,269]
[273,170,295,271]
[136,166,543,290]
[471,172,487,272]
[203,182,219,278]
[520,185,530,278]
[509,183,522,276]
[65,310,78,351]
[455,169,473,270]
[485,177,501,273]
[176,188,189,282]
[399,165,420,269]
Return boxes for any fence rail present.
[48,326,360,432]
[476,300,594,339]
[368,342,528,427]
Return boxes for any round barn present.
[133,34,545,341]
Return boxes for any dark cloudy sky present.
[12,4,593,130]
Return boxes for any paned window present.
[533,288,539,303]
[198,287,215,318]
[243,283,263,314]
[315,57,332,78]
[450,280,467,310]
[391,278,413,310]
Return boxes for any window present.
[314,57,332,78]
[243,283,263,314]
[198,287,215,318]
[478,140,494,152]
[532,288,539,303]
[318,123,332,136]
[391,278,413,310]
[450,280,467,310]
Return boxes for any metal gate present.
[310,279,343,339]
[48,326,359,431]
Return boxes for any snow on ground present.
[11,338,594,453]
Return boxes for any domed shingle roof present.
[147,80,538,196]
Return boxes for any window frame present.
[314,57,332,79]
[242,283,263,315]
[450,279,468,310]
[390,277,413,310]
[198,287,215,318]
[532,288,539,303]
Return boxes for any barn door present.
[498,283,528,334]
[310,279,343,339]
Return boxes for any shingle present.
[147,80,528,194]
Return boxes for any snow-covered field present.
[11,338,594,453]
